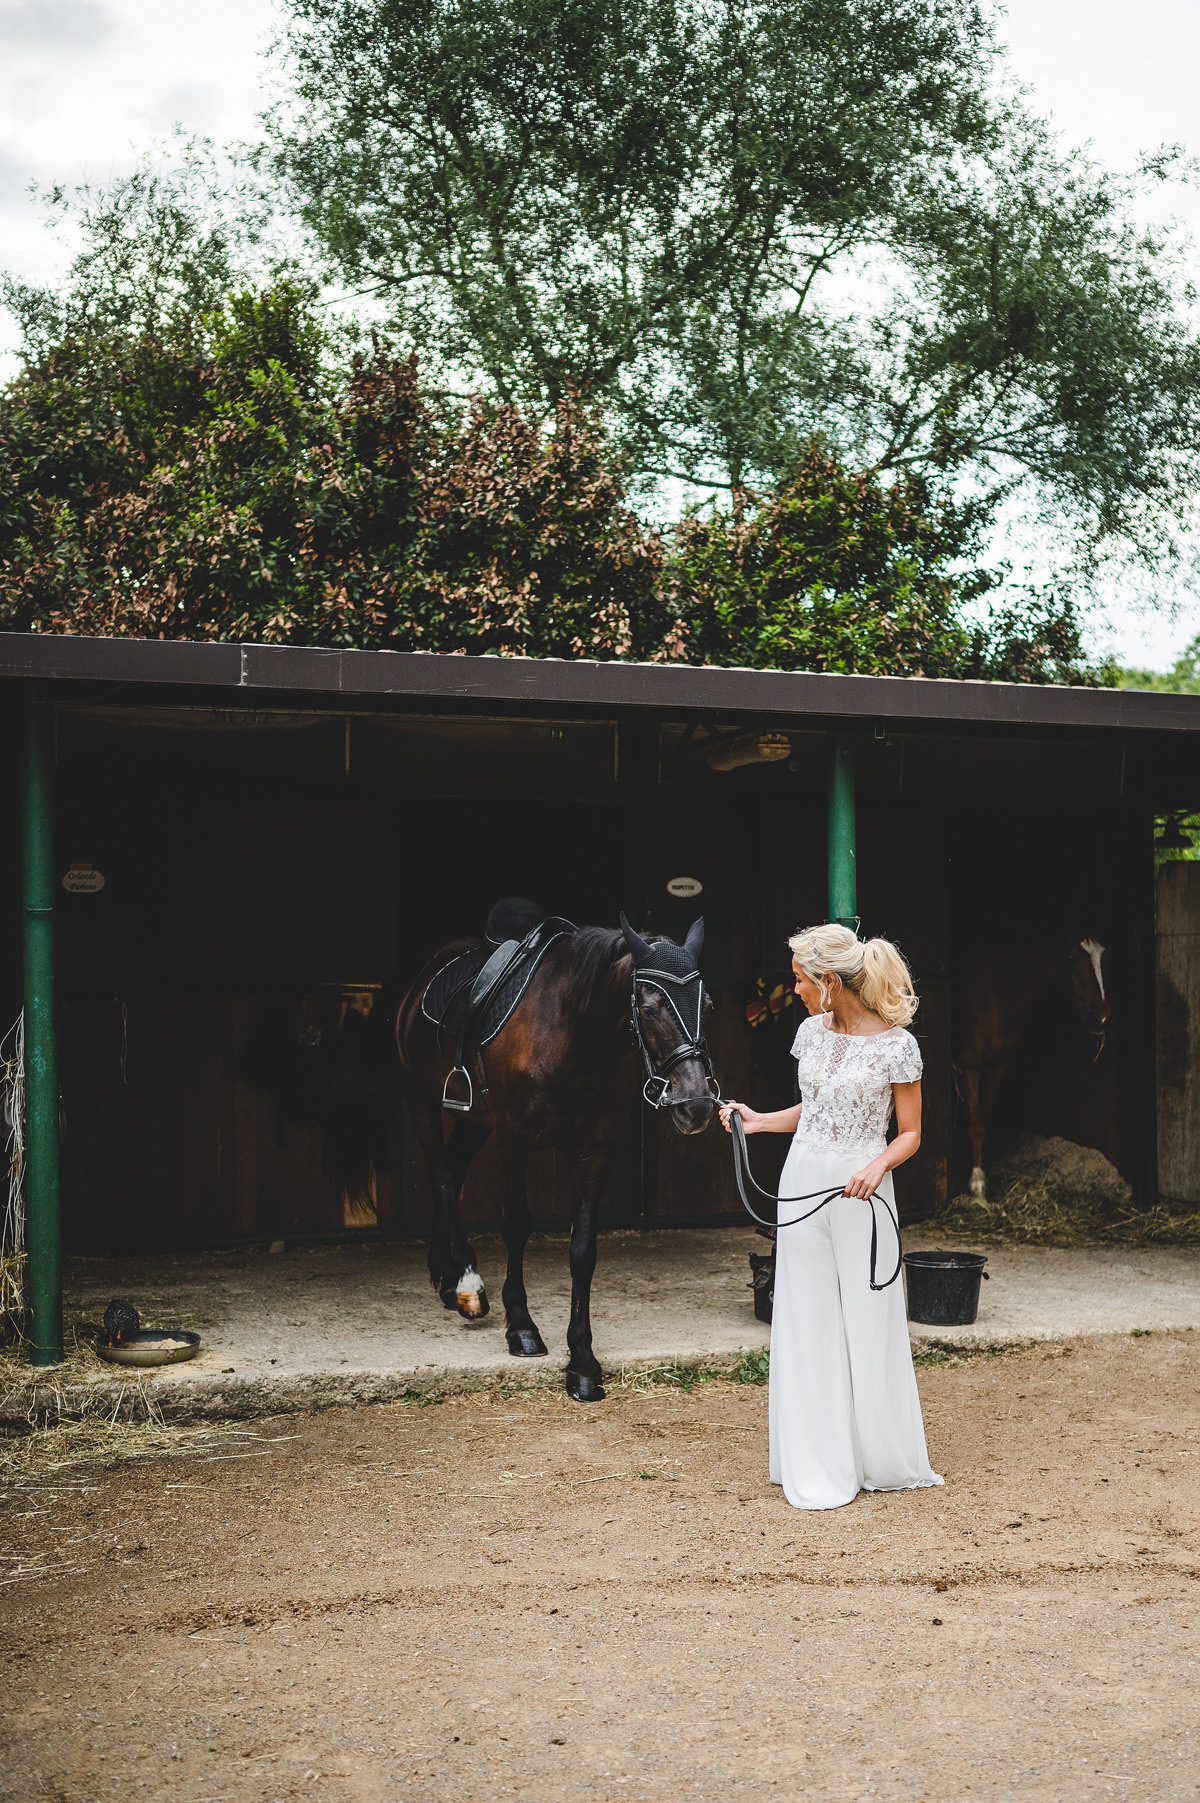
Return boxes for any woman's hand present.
[843,1155,891,1199]
[719,1100,764,1135]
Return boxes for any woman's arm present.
[841,1081,922,1199]
[719,1100,803,1136]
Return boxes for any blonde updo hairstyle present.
[787,923,917,1027]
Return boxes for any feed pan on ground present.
[97,1330,201,1367]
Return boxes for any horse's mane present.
[568,925,684,1013]
[568,926,628,1013]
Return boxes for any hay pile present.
[930,1135,1200,1247]
[0,1311,223,1479]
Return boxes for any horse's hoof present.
[566,1369,605,1403]
[456,1269,489,1320]
[506,1327,548,1357]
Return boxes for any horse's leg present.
[443,1115,493,1317]
[409,1099,492,1319]
[565,1137,614,1402]
[960,1062,988,1197]
[497,1133,548,1358]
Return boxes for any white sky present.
[1,0,1198,668]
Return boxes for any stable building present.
[4,631,1199,1363]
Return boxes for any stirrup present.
[442,1066,474,1113]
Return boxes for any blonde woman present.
[720,924,942,1511]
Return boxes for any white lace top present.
[791,1012,923,1155]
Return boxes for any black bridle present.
[630,959,721,1111]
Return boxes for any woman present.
[720,923,942,1511]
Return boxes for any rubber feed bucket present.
[748,1251,775,1324]
[903,1249,988,1326]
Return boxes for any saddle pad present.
[421,919,574,1047]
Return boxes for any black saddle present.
[421,900,575,1111]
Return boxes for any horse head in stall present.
[957,930,1110,1199]
[1065,937,1110,1060]
[386,899,718,1401]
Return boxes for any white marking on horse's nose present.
[1080,938,1107,1002]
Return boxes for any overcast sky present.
[1,0,1197,668]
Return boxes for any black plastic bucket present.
[748,1251,775,1324]
[903,1249,988,1326]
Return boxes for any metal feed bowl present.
[97,1330,202,1367]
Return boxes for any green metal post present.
[21,701,63,1366]
[827,736,857,928]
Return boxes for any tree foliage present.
[0,284,1109,682]
[0,287,664,654]
[265,0,1200,573]
[664,447,1107,681]
[1119,636,1200,695]
[1,137,279,357]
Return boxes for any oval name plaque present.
[666,876,703,899]
[62,864,105,894]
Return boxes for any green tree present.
[393,395,667,658]
[661,444,1111,681]
[0,286,664,655]
[265,0,1200,573]
[1119,636,1200,694]
[1,136,280,356]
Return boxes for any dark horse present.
[956,932,1110,1197]
[395,900,718,1400]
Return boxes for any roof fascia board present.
[3,631,1198,734]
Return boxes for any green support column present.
[827,735,857,928]
[21,701,63,1367]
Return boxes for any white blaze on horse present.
[957,934,1110,1200]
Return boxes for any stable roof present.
[2,631,1198,734]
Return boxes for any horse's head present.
[620,913,717,1135]
[1063,937,1110,1058]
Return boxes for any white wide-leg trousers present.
[769,1142,943,1511]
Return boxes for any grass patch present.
[617,1348,773,1394]
[912,1338,1039,1369]
[733,1347,770,1386]
[617,1360,716,1394]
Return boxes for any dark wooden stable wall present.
[0,701,1157,1252]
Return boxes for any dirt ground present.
[2,1334,1199,1802]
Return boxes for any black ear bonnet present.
[618,913,718,1106]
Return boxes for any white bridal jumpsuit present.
[769,1011,943,1511]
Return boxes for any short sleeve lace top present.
[790,1012,923,1155]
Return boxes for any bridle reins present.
[728,1111,903,1291]
[630,962,722,1111]
[626,940,901,1290]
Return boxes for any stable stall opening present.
[0,686,1169,1257]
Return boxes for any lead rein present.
[728,1111,903,1291]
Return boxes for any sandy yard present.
[2,1332,1199,1802]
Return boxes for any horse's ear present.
[684,916,705,963]
[619,911,652,966]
